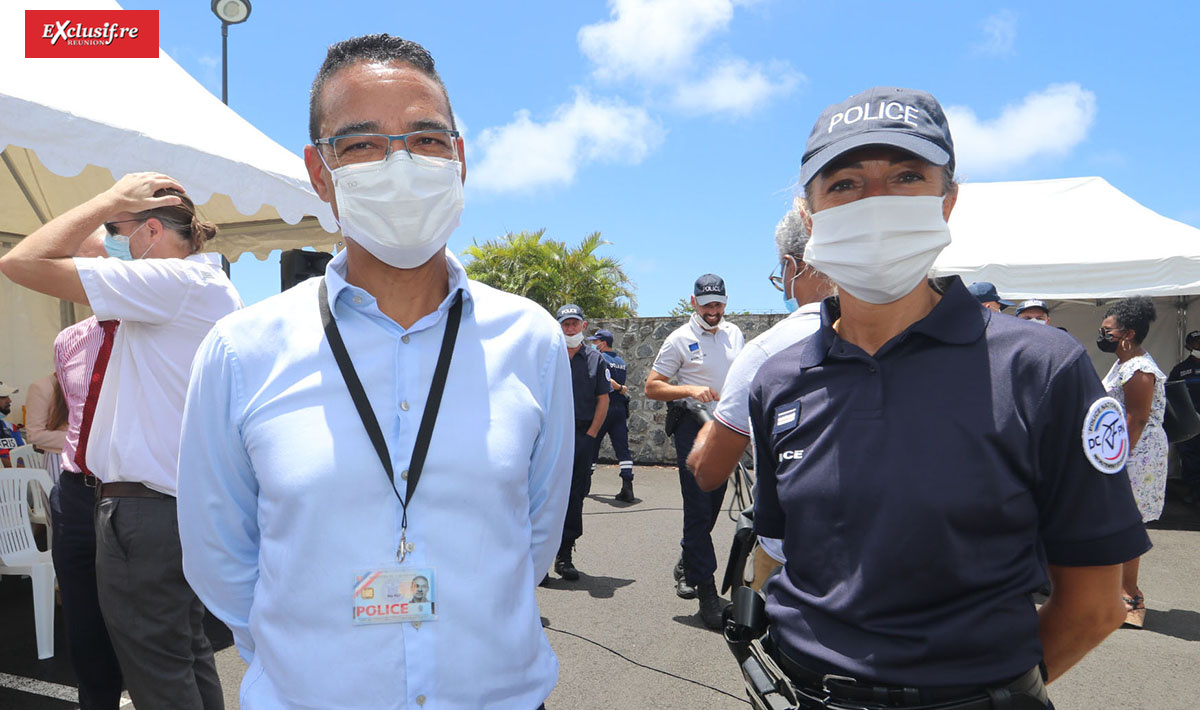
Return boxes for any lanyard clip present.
[397,529,408,564]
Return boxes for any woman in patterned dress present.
[1098,296,1167,628]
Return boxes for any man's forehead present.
[318,60,451,135]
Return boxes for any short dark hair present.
[308,34,455,143]
[1105,296,1157,344]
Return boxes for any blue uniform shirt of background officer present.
[553,303,610,582]
[748,86,1149,701]
[645,274,744,629]
[1169,329,1200,504]
[176,34,573,710]
[588,328,637,502]
[0,382,25,462]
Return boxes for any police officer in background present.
[555,304,610,581]
[588,329,636,502]
[968,281,1012,312]
[645,275,744,629]
[688,198,834,589]
[748,87,1149,709]
[1168,330,1200,504]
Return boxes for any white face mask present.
[331,152,464,269]
[1191,350,1200,359]
[691,311,723,332]
[1028,317,1048,325]
[806,195,951,305]
[564,332,585,348]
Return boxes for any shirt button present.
[402,334,411,344]
[400,400,410,411]
[401,469,409,480]
[406,541,416,553]
[416,695,426,706]
[352,295,363,305]
[868,366,877,374]
[413,621,422,630]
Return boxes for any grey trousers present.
[95,495,223,710]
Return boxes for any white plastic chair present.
[8,444,51,525]
[0,467,57,659]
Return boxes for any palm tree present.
[463,230,637,318]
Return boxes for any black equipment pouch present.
[664,401,686,436]
[724,587,802,710]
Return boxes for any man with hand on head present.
[177,34,572,709]
[0,173,240,710]
[646,274,744,629]
[747,87,1148,708]
[554,304,611,580]
[588,328,636,502]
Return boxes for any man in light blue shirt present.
[177,34,572,709]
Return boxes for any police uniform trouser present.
[95,494,224,710]
[51,472,125,710]
[1178,435,1200,496]
[673,415,727,585]
[594,403,634,481]
[562,421,597,548]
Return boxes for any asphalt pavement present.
[4,465,1197,708]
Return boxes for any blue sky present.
[126,0,1199,315]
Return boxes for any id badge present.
[353,567,437,626]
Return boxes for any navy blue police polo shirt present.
[570,345,612,423]
[1168,356,1200,410]
[748,276,1150,688]
[600,349,629,407]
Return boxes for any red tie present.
[75,320,119,477]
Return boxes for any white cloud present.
[974,10,1018,56]
[672,58,800,117]
[470,92,664,194]
[945,83,1097,176]
[578,0,742,82]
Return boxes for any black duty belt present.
[60,469,100,488]
[773,642,1048,710]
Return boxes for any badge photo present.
[1082,396,1129,474]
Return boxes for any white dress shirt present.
[76,253,242,494]
[177,249,573,710]
[713,302,822,436]
[651,315,745,399]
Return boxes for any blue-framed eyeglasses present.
[314,129,461,167]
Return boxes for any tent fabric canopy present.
[0,0,337,262]
[934,176,1200,300]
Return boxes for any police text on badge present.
[1082,396,1128,474]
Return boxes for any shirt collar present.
[187,252,225,270]
[323,248,473,329]
[795,276,987,368]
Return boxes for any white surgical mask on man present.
[564,332,585,348]
[805,195,951,305]
[1191,349,1200,359]
[331,152,464,269]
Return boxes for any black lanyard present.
[318,277,463,562]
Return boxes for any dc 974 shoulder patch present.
[1082,396,1128,474]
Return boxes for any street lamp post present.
[211,0,252,105]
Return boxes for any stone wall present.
[588,313,787,466]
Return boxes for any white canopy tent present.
[934,177,1200,379]
[1,0,338,406]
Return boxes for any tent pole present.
[1179,296,1189,362]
